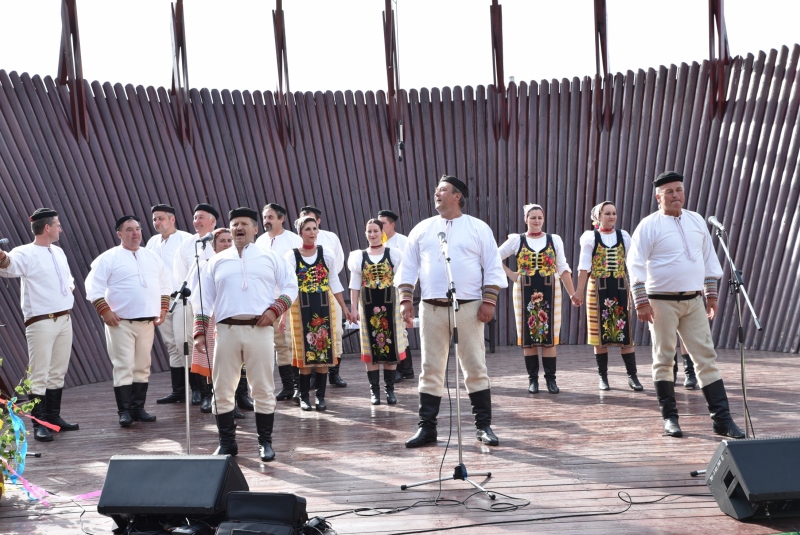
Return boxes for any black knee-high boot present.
[542,357,559,393]
[298,374,312,411]
[595,352,610,390]
[621,352,644,391]
[682,354,698,389]
[383,368,397,405]
[367,370,381,405]
[524,355,539,393]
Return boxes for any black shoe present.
[291,366,301,405]
[367,370,380,405]
[315,372,328,411]
[595,353,610,390]
[113,385,134,428]
[255,412,276,462]
[673,352,679,384]
[598,374,610,391]
[476,426,499,446]
[328,364,347,387]
[702,379,745,439]
[157,367,187,404]
[682,354,698,389]
[191,390,202,405]
[130,383,157,422]
[298,374,312,411]
[235,376,255,410]
[200,395,213,414]
[233,404,245,419]
[213,411,238,456]
[384,368,397,405]
[29,394,54,441]
[394,369,405,383]
[190,372,204,405]
[44,388,79,431]
[469,389,498,445]
[654,381,682,437]
[275,365,295,401]
[621,352,643,391]
[405,393,441,448]
[542,357,559,393]
[524,355,540,393]
[399,351,415,379]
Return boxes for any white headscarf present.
[523,203,543,218]
[590,201,615,228]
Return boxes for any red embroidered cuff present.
[482,286,501,306]
[160,295,170,312]
[703,278,718,300]
[93,298,110,316]
[632,282,649,309]
[398,283,415,304]
[193,315,210,339]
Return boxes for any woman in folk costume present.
[572,202,643,391]
[283,216,351,411]
[348,219,409,406]
[499,204,576,394]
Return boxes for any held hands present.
[350,307,360,325]
[400,301,415,325]
[257,308,278,327]
[101,309,121,327]
[570,293,584,307]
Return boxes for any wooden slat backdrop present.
[1,44,799,390]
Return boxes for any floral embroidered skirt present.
[289,290,339,368]
[513,273,560,347]
[586,275,633,347]
[357,286,408,364]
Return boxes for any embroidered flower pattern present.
[600,297,627,343]
[297,262,330,294]
[363,260,394,289]
[517,244,557,278]
[368,306,393,357]
[591,243,626,280]
[525,291,550,343]
[304,313,332,362]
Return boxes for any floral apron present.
[586,229,632,347]
[512,233,559,347]
[357,249,407,364]
[290,246,338,368]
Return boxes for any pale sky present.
[0,0,798,94]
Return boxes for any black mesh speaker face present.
[97,455,249,517]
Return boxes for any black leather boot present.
[255,412,276,462]
[367,370,381,405]
[673,352,679,383]
[291,366,301,405]
[130,383,157,422]
[621,352,644,391]
[395,351,414,382]
[595,352,610,390]
[233,403,245,419]
[542,357,559,393]
[524,355,539,393]
[44,388,79,431]
[469,389,499,446]
[701,379,745,438]
[682,354,698,389]
[29,394,54,441]
[405,393,441,448]
[236,375,254,410]
[383,368,397,405]
[315,372,328,411]
[157,367,186,404]
[213,411,238,456]
[654,381,682,437]
[298,374,312,411]
[190,372,203,405]
[200,380,213,414]
[114,385,134,427]
[328,363,347,387]
[275,365,295,401]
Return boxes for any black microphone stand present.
[400,238,495,499]
[169,279,192,455]
[713,227,762,438]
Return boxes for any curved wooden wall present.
[1,44,798,389]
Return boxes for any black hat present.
[653,171,684,188]
[229,207,259,222]
[264,203,287,218]
[299,205,322,217]
[30,208,58,222]
[439,175,468,198]
[377,209,399,222]
[194,203,219,219]
[115,215,141,230]
[151,204,176,215]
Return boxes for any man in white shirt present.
[299,205,348,388]
[174,203,218,409]
[399,176,508,448]
[628,171,744,439]
[145,204,193,404]
[0,208,79,442]
[193,207,298,462]
[85,215,172,427]
[378,209,414,383]
[255,203,302,402]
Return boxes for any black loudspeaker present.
[706,437,800,520]
[98,455,248,529]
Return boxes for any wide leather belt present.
[422,299,478,308]
[647,292,700,301]
[218,317,259,326]
[24,310,70,327]
[122,317,156,322]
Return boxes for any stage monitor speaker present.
[706,437,800,520]
[98,455,248,527]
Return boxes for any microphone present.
[196,234,214,249]
[0,238,9,246]
[707,216,726,233]
[168,280,191,313]
[437,231,449,257]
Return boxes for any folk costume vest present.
[290,246,338,367]
[357,248,407,364]
[514,233,558,347]
[586,229,632,347]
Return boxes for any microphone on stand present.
[437,232,448,257]
[196,234,213,249]
[0,237,9,246]
[708,216,726,233]
[168,280,191,313]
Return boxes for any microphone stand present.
[714,227,762,438]
[401,238,495,500]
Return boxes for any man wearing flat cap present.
[145,204,193,404]
[174,203,219,410]
[0,208,79,442]
[298,205,349,388]
[85,215,172,427]
[399,175,507,448]
[255,203,302,403]
[193,208,298,462]
[628,171,744,439]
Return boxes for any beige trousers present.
[649,296,721,388]
[273,313,293,366]
[25,314,73,394]
[105,320,155,387]
[158,301,192,367]
[418,300,491,396]
[212,324,276,415]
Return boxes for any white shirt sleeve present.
[627,222,652,288]
[347,250,363,290]
[552,234,571,275]
[274,253,299,303]
[577,231,596,272]
[479,223,508,289]
[193,260,217,318]
[498,234,521,260]
[324,249,344,294]
[85,253,110,303]
[0,249,27,278]
[398,226,421,290]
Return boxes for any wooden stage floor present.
[1,346,798,534]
